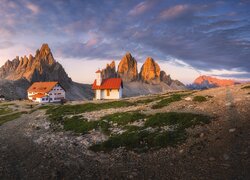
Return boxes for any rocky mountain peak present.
[101,60,117,79]
[194,75,235,87]
[117,52,138,82]
[139,57,160,84]
[35,43,55,65]
[0,43,71,86]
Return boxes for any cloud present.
[0,0,250,82]
[128,1,154,16]
[159,4,190,20]
[0,41,13,49]
[26,2,40,14]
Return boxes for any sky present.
[0,0,250,84]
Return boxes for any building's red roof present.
[95,70,101,73]
[30,93,46,98]
[27,81,58,93]
[92,78,123,90]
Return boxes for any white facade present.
[28,84,65,103]
[95,86,122,100]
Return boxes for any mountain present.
[139,57,160,84]
[100,52,186,97]
[0,44,93,100]
[117,52,138,82]
[188,75,236,89]
[101,61,117,79]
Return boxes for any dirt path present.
[0,86,249,179]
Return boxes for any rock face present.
[0,44,72,86]
[0,44,92,100]
[139,57,160,84]
[160,71,172,85]
[194,75,235,87]
[101,61,117,79]
[117,52,138,82]
[98,54,186,97]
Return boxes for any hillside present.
[0,83,249,179]
[0,44,93,100]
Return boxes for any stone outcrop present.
[194,75,235,87]
[160,71,172,85]
[139,57,160,84]
[101,61,117,79]
[117,52,138,82]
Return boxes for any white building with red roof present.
[92,70,123,100]
[27,81,66,103]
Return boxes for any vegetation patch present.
[46,101,134,122]
[0,107,12,115]
[145,112,210,130]
[242,85,250,89]
[152,94,183,109]
[0,112,24,126]
[90,112,211,152]
[63,116,99,134]
[50,111,146,135]
[193,96,207,102]
[101,111,146,126]
[134,96,162,104]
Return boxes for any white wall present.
[27,84,66,103]
[95,89,101,100]
[96,86,122,100]
[47,84,65,102]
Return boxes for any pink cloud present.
[159,4,190,20]
[128,1,153,16]
[85,38,98,48]
[26,2,40,14]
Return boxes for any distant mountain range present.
[0,44,185,100]
[187,75,237,89]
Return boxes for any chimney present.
[95,69,102,86]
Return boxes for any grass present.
[134,96,162,104]
[193,96,207,102]
[101,111,146,126]
[0,107,12,115]
[152,94,183,109]
[0,103,14,107]
[0,112,24,126]
[90,112,211,152]
[145,112,210,130]
[50,111,146,135]
[63,116,99,134]
[242,85,250,89]
[46,101,134,122]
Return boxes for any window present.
[107,89,110,96]
[42,98,45,101]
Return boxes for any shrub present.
[242,85,250,89]
[193,96,207,102]
[152,94,182,109]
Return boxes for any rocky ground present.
[0,84,249,179]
